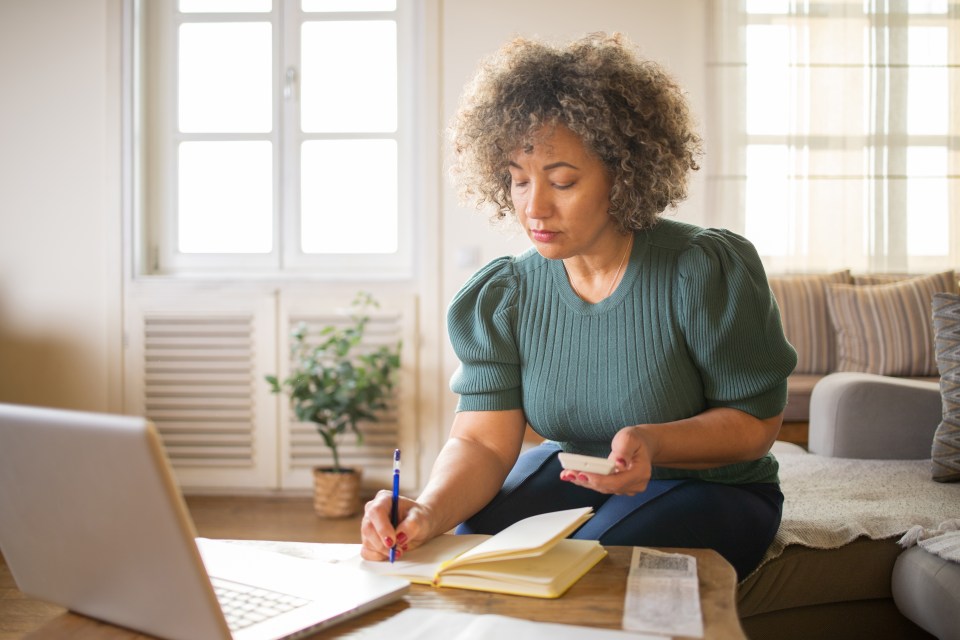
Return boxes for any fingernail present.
[384,537,393,547]
[578,473,588,481]
[616,458,627,466]
[396,532,407,545]
[401,544,409,551]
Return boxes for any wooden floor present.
[0,496,362,640]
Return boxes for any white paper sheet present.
[219,539,361,563]
[350,609,660,640]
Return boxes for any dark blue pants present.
[456,443,783,580]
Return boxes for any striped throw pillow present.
[826,271,959,376]
[852,273,913,285]
[768,271,852,374]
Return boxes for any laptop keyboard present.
[210,576,311,631]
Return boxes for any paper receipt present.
[622,547,704,638]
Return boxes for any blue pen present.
[389,448,400,563]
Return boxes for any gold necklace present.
[568,235,633,301]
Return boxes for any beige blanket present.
[765,449,960,564]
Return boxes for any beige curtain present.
[706,0,960,274]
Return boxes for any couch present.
[768,270,958,445]
[738,373,960,639]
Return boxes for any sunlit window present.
[907,147,948,256]
[300,21,397,133]
[300,139,398,254]
[178,22,272,134]
[745,26,791,136]
[746,145,791,257]
[718,1,959,271]
[178,141,273,253]
[137,0,414,276]
[179,0,270,12]
[907,27,947,135]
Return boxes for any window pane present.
[745,145,791,256]
[746,0,787,13]
[908,27,947,135]
[908,68,948,135]
[301,140,397,253]
[178,141,273,253]
[746,25,791,135]
[301,21,396,133]
[906,147,948,256]
[302,0,395,11]
[179,23,272,133]
[908,0,947,14]
[179,0,271,12]
[910,27,947,66]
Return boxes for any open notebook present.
[358,507,607,598]
[0,403,408,640]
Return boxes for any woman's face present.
[508,125,616,261]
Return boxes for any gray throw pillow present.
[932,292,960,482]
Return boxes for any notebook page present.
[357,534,485,580]
[450,507,593,566]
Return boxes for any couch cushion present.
[807,373,941,459]
[740,598,933,640]
[826,271,959,376]
[783,374,822,422]
[768,271,852,375]
[932,292,960,482]
[892,546,960,640]
[738,537,902,618]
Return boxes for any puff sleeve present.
[676,229,797,418]
[447,257,522,412]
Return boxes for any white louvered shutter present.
[124,295,278,489]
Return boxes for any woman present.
[361,33,797,579]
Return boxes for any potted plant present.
[266,292,401,518]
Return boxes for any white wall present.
[438,1,710,423]
[0,0,122,412]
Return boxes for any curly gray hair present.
[449,32,702,232]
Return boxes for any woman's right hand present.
[360,409,527,561]
[359,490,437,561]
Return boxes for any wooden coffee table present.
[21,546,744,639]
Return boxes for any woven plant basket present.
[312,467,362,518]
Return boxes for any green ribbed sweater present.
[447,219,798,484]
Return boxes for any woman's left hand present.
[559,425,658,495]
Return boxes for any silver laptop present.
[0,403,409,640]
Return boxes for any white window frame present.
[134,0,417,279]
